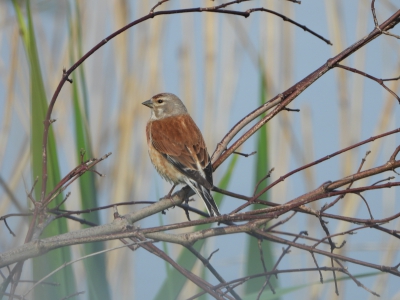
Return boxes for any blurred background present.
[0,0,399,299]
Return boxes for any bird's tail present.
[186,180,220,217]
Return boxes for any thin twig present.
[354,193,374,219]
[312,225,367,248]
[336,64,400,103]
[265,212,296,232]
[309,252,323,283]
[334,259,380,297]
[371,176,395,186]
[246,8,332,45]
[371,0,400,39]
[253,168,275,196]
[3,219,16,237]
[149,0,169,13]
[322,151,370,212]
[53,192,71,210]
[233,150,257,157]
[283,107,300,112]
[257,239,275,294]
[331,257,339,295]
[207,249,220,263]
[371,0,379,27]
[382,75,400,82]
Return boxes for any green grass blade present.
[68,4,111,299]
[12,1,76,298]
[244,71,278,294]
[154,154,238,299]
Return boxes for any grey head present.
[142,93,188,120]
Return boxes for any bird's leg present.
[165,184,176,207]
[167,184,176,197]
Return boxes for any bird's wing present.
[148,114,213,189]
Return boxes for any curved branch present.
[211,9,400,170]
[336,64,400,103]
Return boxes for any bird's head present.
[142,93,188,120]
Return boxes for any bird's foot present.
[159,195,176,208]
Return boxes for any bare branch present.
[336,64,400,103]
[149,0,169,13]
[233,150,257,157]
[246,8,332,45]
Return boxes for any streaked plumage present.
[143,93,220,216]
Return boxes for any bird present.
[142,93,221,217]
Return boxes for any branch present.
[231,133,400,214]
[247,8,332,45]
[336,64,400,103]
[211,10,400,170]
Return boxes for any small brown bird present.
[142,93,220,217]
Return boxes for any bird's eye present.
[157,99,164,104]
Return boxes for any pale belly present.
[147,144,186,185]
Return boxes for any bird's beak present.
[142,99,153,108]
